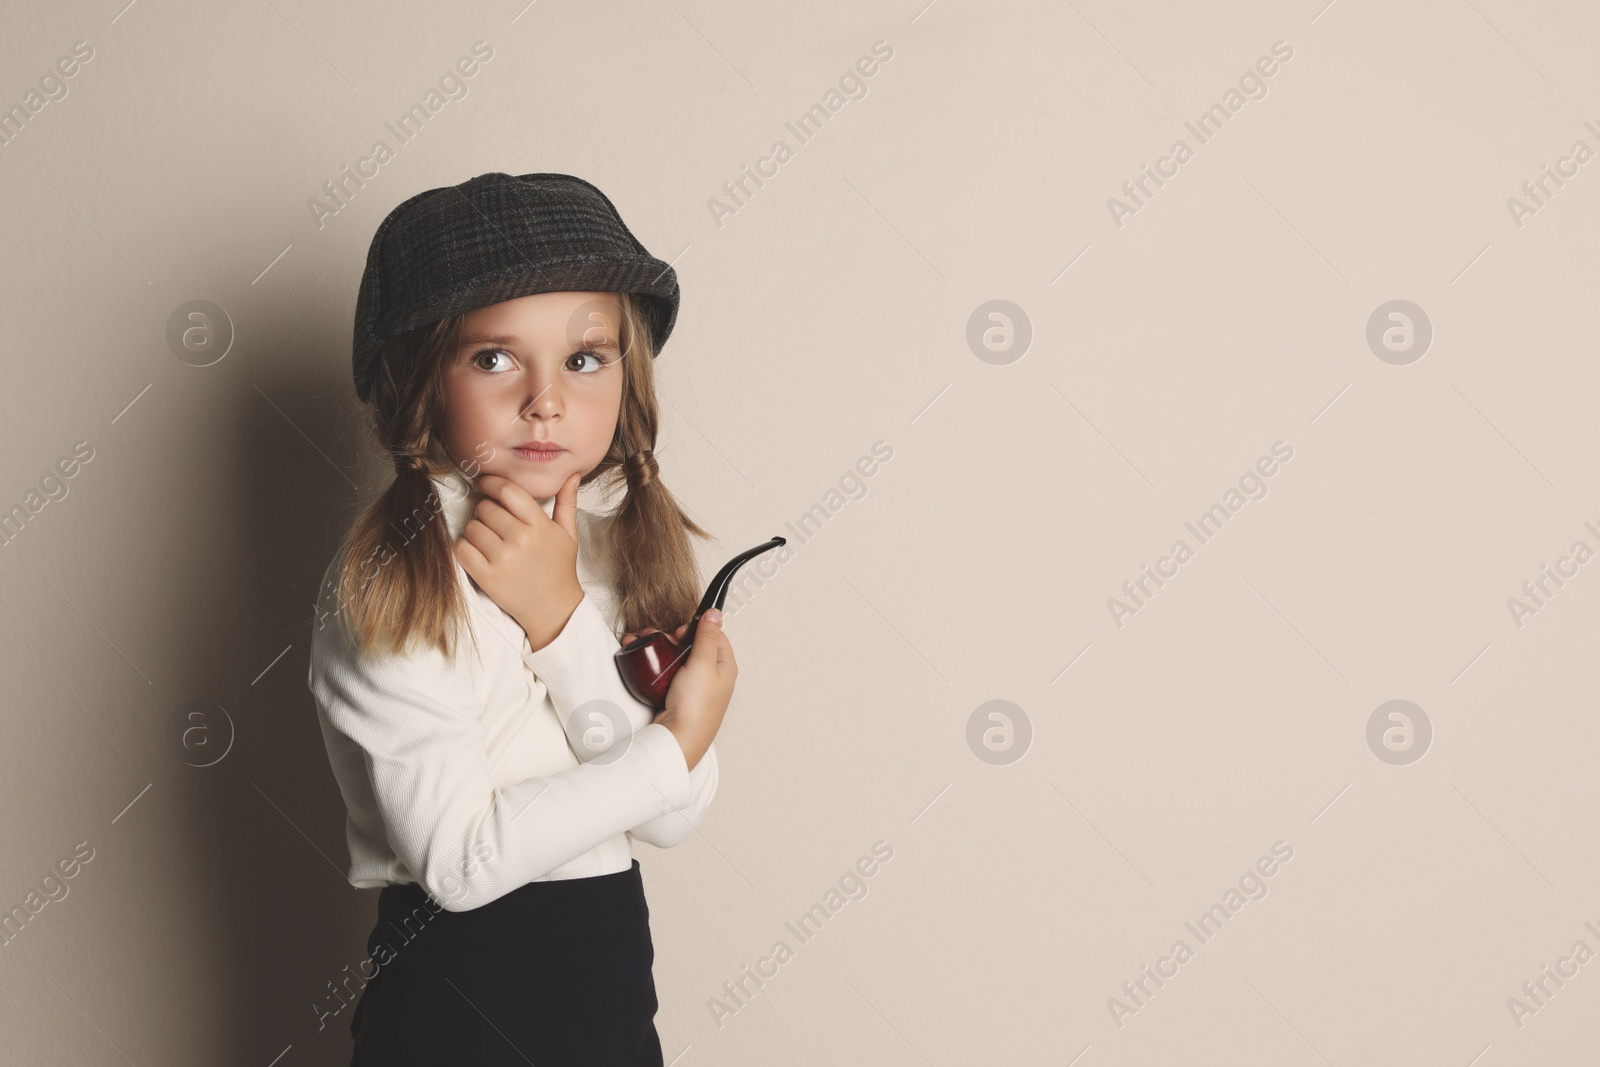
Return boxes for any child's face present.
[439,290,626,500]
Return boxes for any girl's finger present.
[623,626,665,647]
[694,616,728,656]
[471,496,525,541]
[549,471,581,543]
[454,537,491,578]
[474,473,547,526]
[457,520,504,562]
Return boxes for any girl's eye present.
[470,347,515,372]
[567,349,610,374]
[468,347,610,374]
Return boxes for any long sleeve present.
[521,593,658,757]
[522,591,719,846]
[309,610,695,912]
[627,742,718,848]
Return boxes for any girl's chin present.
[509,473,562,499]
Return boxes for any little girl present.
[307,172,736,1066]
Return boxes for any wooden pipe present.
[614,536,786,710]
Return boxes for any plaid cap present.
[351,171,679,402]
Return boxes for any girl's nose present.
[519,371,562,420]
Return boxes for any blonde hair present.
[332,291,710,659]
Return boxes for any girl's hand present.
[650,610,737,772]
[455,472,584,651]
[619,620,690,650]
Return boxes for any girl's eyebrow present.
[458,333,519,349]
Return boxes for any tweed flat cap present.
[351,171,679,402]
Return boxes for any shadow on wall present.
[165,312,383,1063]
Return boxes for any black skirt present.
[349,858,664,1067]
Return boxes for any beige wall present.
[3,0,1598,1062]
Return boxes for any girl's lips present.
[514,445,564,463]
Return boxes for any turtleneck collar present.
[430,466,557,542]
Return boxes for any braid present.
[623,449,658,490]
[392,448,432,475]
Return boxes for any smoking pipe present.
[614,536,786,711]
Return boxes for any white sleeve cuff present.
[630,721,693,810]
[522,595,645,705]
[521,593,657,757]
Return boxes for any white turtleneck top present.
[307,467,718,912]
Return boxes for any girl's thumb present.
[551,471,581,540]
[690,610,721,654]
